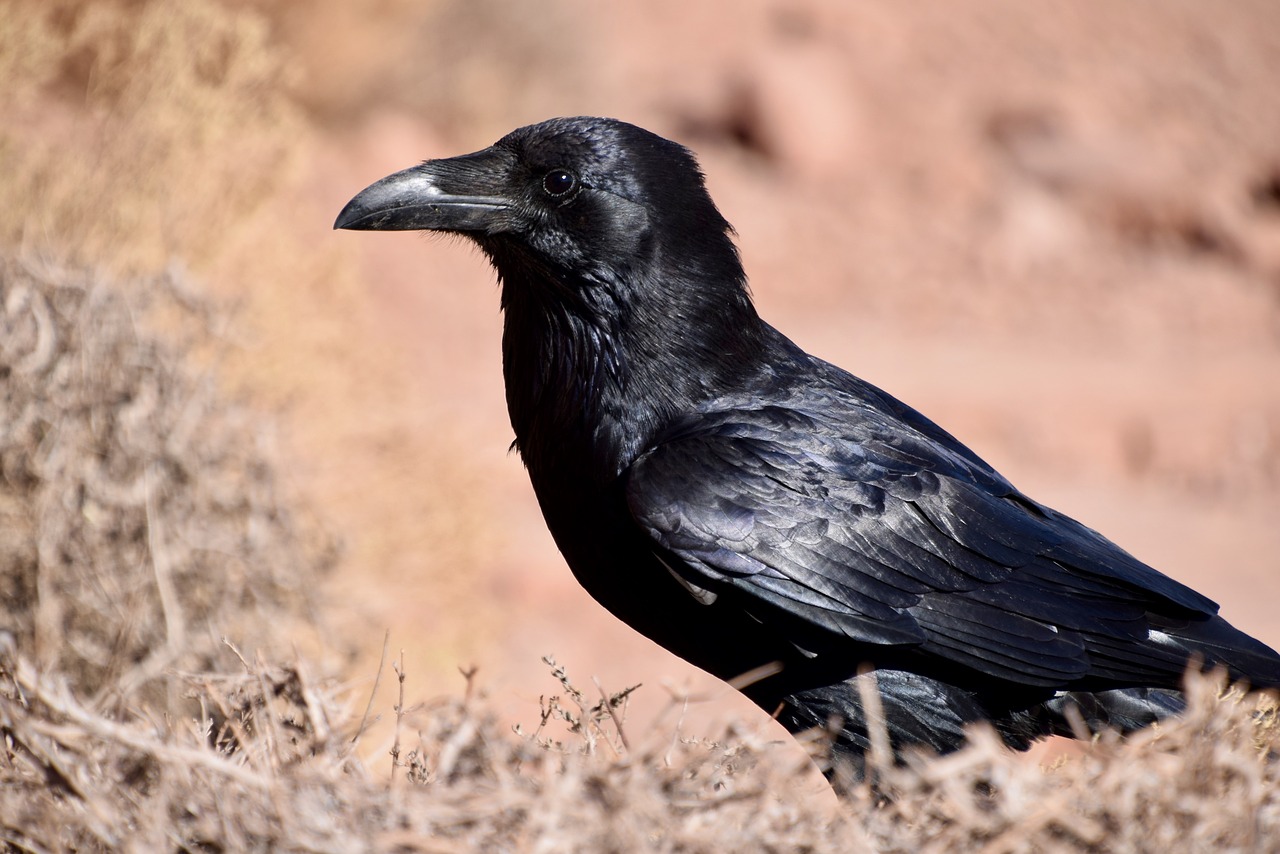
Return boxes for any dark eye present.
[542,168,577,197]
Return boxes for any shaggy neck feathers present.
[491,239,769,486]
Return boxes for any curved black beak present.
[334,147,516,233]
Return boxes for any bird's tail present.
[1153,613,1280,690]
[1043,686,1185,736]
[1037,613,1280,738]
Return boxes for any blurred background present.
[4,0,1279,756]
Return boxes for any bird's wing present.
[625,401,1218,687]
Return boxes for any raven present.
[336,116,1280,771]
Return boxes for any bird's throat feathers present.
[494,244,770,486]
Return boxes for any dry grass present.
[3,639,1277,852]
[845,674,1280,853]
[0,253,335,704]
[1,643,846,852]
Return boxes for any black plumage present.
[336,116,1280,772]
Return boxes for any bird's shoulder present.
[633,354,1016,515]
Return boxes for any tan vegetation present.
[0,255,334,704]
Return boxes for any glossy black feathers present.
[338,116,1280,773]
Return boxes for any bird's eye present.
[542,168,577,198]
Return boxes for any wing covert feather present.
[626,403,1218,683]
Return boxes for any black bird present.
[336,116,1280,772]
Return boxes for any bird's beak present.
[334,147,515,233]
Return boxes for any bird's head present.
[337,117,776,472]
[335,116,747,310]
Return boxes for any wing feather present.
[626,399,1219,686]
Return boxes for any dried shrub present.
[3,637,1277,852]
[842,671,1280,853]
[0,640,860,853]
[0,253,335,701]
